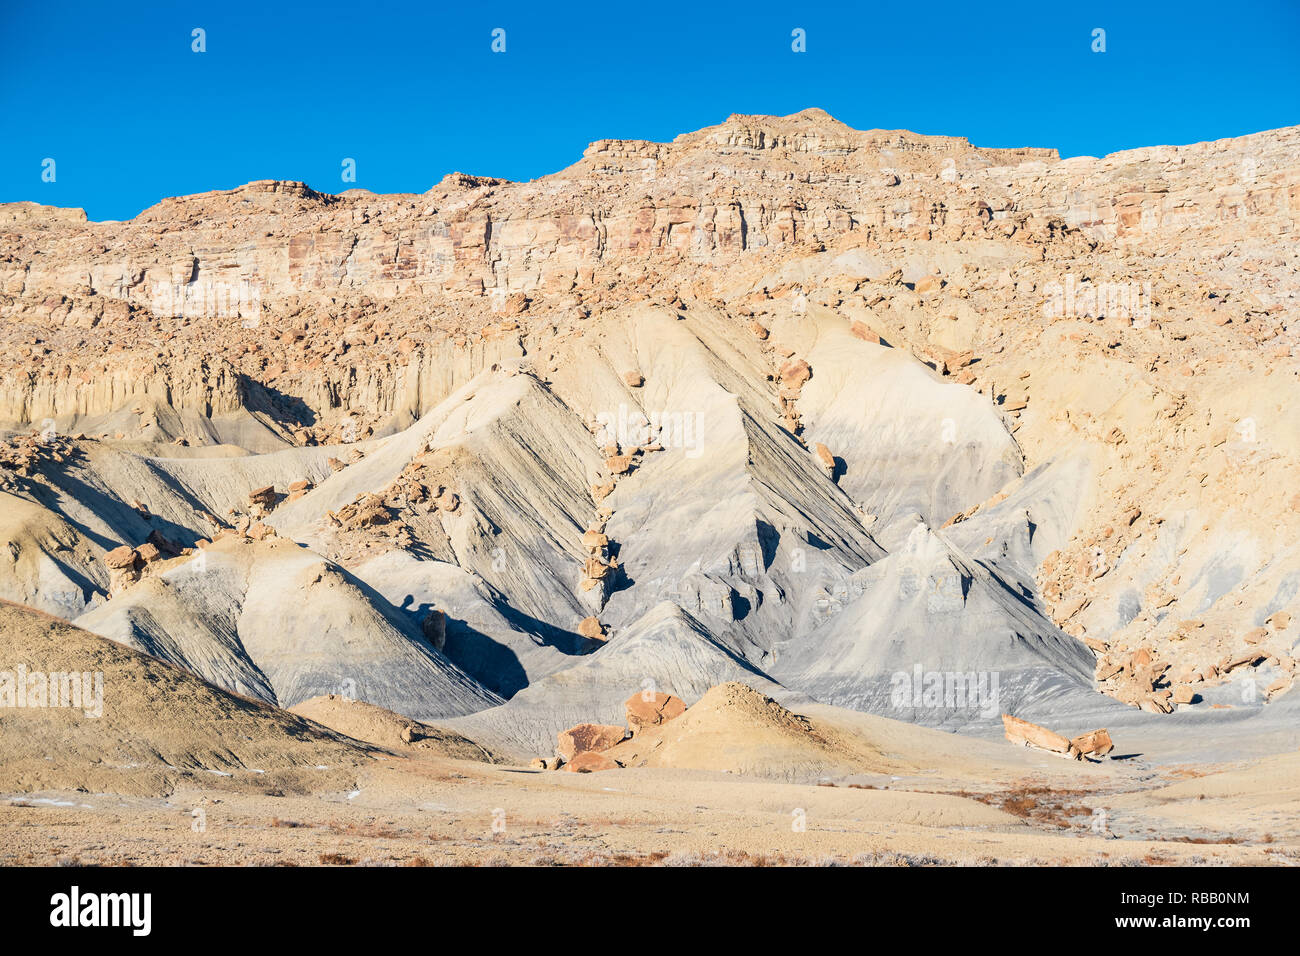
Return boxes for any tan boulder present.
[556,723,627,763]
[577,616,606,640]
[622,371,645,388]
[779,359,812,388]
[104,545,140,570]
[1001,714,1077,757]
[564,751,620,773]
[248,485,277,507]
[850,321,881,344]
[605,454,635,475]
[1266,677,1291,699]
[813,442,835,473]
[624,691,686,735]
[135,542,162,563]
[583,556,612,581]
[1070,728,1114,757]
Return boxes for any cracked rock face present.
[1,109,1297,758]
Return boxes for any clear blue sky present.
[2,0,1297,221]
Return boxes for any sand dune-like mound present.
[445,603,797,758]
[0,601,371,796]
[289,694,498,762]
[606,682,894,780]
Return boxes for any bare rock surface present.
[0,109,1297,766]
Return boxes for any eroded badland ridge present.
[1,110,1298,864]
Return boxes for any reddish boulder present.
[1070,728,1114,757]
[624,691,686,735]
[779,359,812,388]
[564,751,620,773]
[557,723,627,763]
[1002,714,1076,756]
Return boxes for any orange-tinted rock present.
[248,485,276,507]
[1002,714,1075,756]
[624,691,686,735]
[605,454,634,475]
[578,616,606,640]
[1070,728,1114,757]
[779,359,811,388]
[564,751,620,773]
[104,545,140,569]
[556,723,627,762]
[850,321,880,344]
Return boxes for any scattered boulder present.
[421,609,447,652]
[779,359,812,388]
[814,442,835,475]
[624,691,686,735]
[556,722,627,763]
[104,545,140,570]
[1002,714,1078,758]
[1070,728,1114,757]
[622,371,645,388]
[564,751,620,773]
[248,485,277,508]
[103,545,144,594]
[605,454,635,475]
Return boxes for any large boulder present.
[1001,714,1076,756]
[556,722,627,763]
[624,691,686,736]
[564,751,620,773]
[1070,728,1114,757]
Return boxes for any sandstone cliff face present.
[5,109,1293,431]
[1,109,1297,725]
